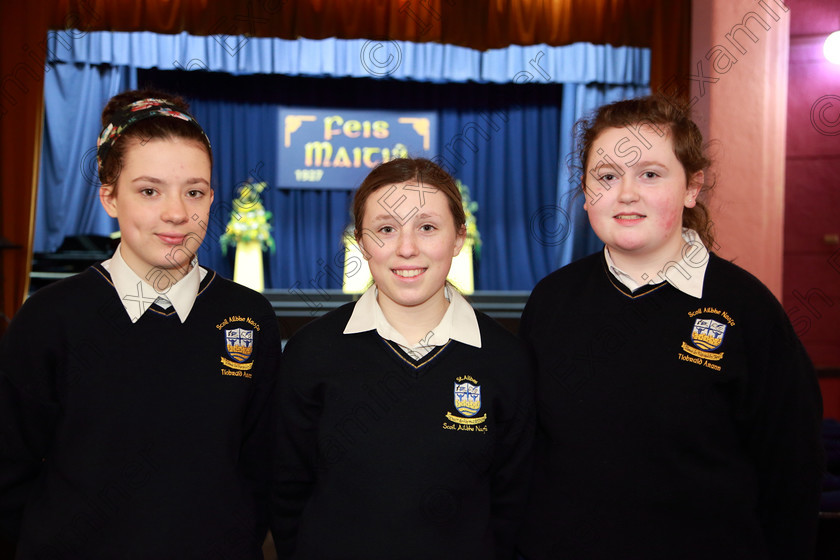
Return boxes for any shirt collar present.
[604,228,709,299]
[101,243,205,323]
[343,285,482,349]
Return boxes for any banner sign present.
[278,108,437,189]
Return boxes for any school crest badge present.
[679,315,727,367]
[454,381,481,417]
[225,328,254,363]
[691,318,727,351]
[443,375,488,428]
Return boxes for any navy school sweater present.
[0,264,282,559]
[517,251,824,560]
[271,302,535,560]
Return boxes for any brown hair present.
[352,157,466,240]
[573,95,715,248]
[98,88,212,186]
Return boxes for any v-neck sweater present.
[0,264,282,558]
[517,251,824,560]
[271,301,535,560]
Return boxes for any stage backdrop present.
[34,31,649,291]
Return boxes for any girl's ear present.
[355,228,372,260]
[452,224,467,257]
[685,171,703,208]
[100,185,118,218]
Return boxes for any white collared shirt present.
[344,285,482,359]
[604,228,710,299]
[101,243,206,323]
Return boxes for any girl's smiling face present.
[583,125,702,267]
[359,181,465,314]
[99,136,213,280]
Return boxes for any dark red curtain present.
[48,0,672,51]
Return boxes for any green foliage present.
[456,180,482,257]
[219,181,276,255]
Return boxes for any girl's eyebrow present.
[632,160,668,170]
[590,161,620,172]
[131,175,163,183]
[130,176,210,186]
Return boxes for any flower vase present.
[233,240,264,292]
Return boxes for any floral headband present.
[96,98,211,182]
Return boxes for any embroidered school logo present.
[225,328,254,362]
[680,317,726,364]
[691,318,727,351]
[454,382,481,417]
[216,316,260,378]
[443,375,488,431]
[677,308,735,372]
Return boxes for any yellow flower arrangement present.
[219,181,275,254]
[456,180,482,257]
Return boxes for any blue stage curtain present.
[186,99,279,282]
[37,31,650,291]
[34,62,136,252]
[47,31,648,86]
[149,72,572,291]
[187,97,353,291]
[433,90,561,290]
[46,32,483,82]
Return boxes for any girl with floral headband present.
[0,89,281,558]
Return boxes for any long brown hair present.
[573,95,716,249]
